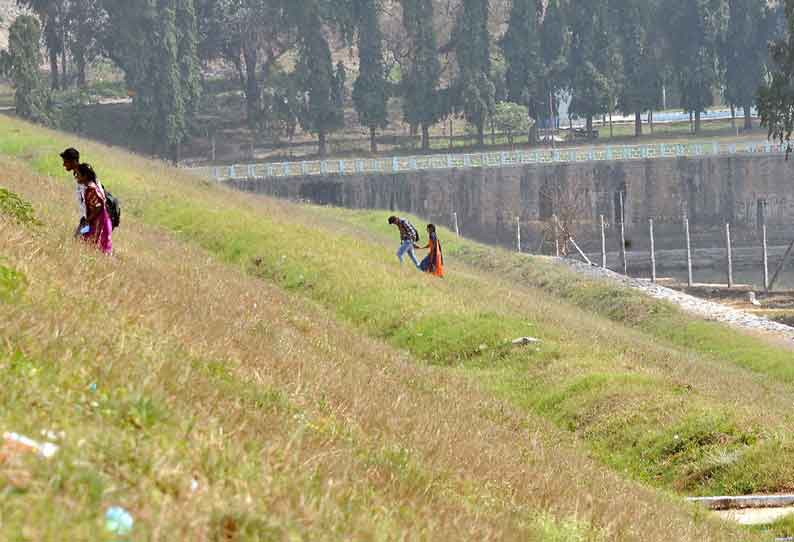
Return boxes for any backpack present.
[105,190,121,229]
[404,220,420,243]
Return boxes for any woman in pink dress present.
[76,163,113,254]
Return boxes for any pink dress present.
[81,182,113,254]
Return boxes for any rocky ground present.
[560,258,794,344]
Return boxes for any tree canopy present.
[1,0,788,155]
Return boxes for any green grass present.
[2,190,611,541]
[0,114,789,539]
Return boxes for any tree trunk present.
[694,110,701,134]
[649,111,654,133]
[421,123,430,151]
[77,55,87,88]
[318,130,327,157]
[743,103,752,131]
[529,123,538,145]
[477,119,485,147]
[634,112,643,137]
[242,45,260,127]
[171,140,182,165]
[730,104,736,130]
[609,110,613,138]
[370,126,377,153]
[232,57,245,93]
[61,44,68,87]
[49,48,60,90]
[586,115,593,138]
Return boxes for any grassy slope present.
[1,167,636,541]
[0,114,788,540]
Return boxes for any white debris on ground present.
[557,258,794,343]
[512,337,542,345]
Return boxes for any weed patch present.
[0,263,26,303]
[0,187,40,225]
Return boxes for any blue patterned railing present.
[189,140,786,181]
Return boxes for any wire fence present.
[189,140,787,181]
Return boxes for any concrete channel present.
[688,495,794,529]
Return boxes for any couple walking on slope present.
[60,147,114,255]
[389,216,444,277]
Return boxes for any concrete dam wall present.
[227,153,794,253]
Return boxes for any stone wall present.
[228,153,794,251]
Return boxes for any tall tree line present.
[2,0,786,159]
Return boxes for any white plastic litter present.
[512,337,542,346]
[2,432,59,459]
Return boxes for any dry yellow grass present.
[0,155,760,540]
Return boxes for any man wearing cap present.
[60,148,87,237]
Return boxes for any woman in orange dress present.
[418,224,444,277]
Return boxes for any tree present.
[566,0,613,136]
[538,0,567,138]
[17,0,67,90]
[664,0,727,134]
[64,0,104,87]
[352,0,389,153]
[176,0,201,122]
[200,0,297,126]
[616,0,661,136]
[759,0,794,142]
[500,0,541,142]
[721,0,775,130]
[1,15,50,122]
[101,0,201,161]
[492,101,530,145]
[453,0,495,146]
[402,0,443,150]
[295,4,345,157]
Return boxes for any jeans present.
[397,239,421,268]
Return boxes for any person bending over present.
[388,215,421,269]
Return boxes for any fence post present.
[650,218,657,283]
[685,217,693,287]
[516,216,521,253]
[453,212,460,238]
[553,214,560,257]
[763,224,770,292]
[726,223,733,288]
[619,191,627,275]
[600,215,607,268]
[769,240,794,291]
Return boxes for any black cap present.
[60,148,79,161]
